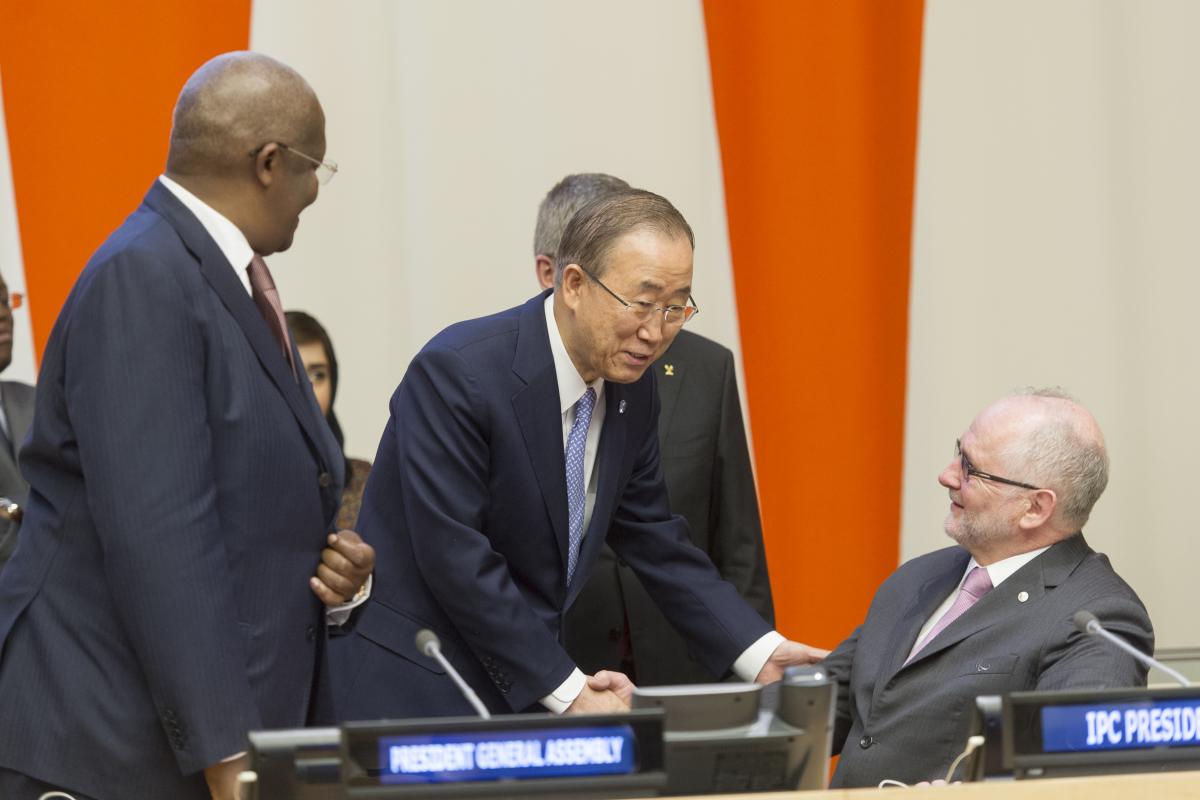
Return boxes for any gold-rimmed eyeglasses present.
[248,142,338,186]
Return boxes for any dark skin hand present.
[309,530,375,605]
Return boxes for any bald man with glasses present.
[821,389,1153,788]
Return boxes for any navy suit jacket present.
[822,534,1153,788]
[330,292,772,719]
[0,182,344,800]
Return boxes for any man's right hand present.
[565,684,629,714]
[204,754,249,800]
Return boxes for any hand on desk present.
[754,640,831,684]
[310,530,375,606]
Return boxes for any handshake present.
[568,639,830,713]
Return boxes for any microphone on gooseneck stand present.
[415,629,492,719]
[1072,610,1191,687]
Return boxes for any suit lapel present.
[511,292,571,577]
[652,347,685,444]
[903,536,1091,667]
[2,384,33,451]
[0,394,20,489]
[876,551,969,691]
[142,183,333,481]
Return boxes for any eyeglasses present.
[955,439,1042,491]
[1,292,23,310]
[248,142,338,185]
[581,268,699,328]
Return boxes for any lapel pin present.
[618,399,626,414]
[664,364,675,376]
[1017,591,1029,603]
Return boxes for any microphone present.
[415,629,492,718]
[1072,610,1190,687]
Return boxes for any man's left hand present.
[754,640,831,683]
[310,530,375,606]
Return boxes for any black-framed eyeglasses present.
[955,439,1042,491]
[248,142,338,185]
[580,267,699,328]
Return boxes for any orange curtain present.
[703,0,926,648]
[0,1,252,362]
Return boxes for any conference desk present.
[680,770,1200,800]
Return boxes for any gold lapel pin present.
[663,364,675,376]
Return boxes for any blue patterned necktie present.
[565,387,596,586]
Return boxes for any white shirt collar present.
[158,174,255,295]
[544,293,605,413]
[967,544,1052,589]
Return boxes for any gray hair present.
[1007,387,1109,529]
[166,51,320,177]
[554,189,694,286]
[534,173,631,259]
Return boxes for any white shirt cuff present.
[732,631,786,682]
[540,668,586,714]
[325,573,373,627]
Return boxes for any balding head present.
[166,51,322,178]
[164,52,327,256]
[978,389,1109,531]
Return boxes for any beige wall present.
[904,0,1200,648]
[248,0,744,465]
[244,1,1196,648]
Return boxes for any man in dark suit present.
[0,53,373,800]
[532,174,773,685]
[0,272,34,570]
[823,389,1153,788]
[331,189,822,721]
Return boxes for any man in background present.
[0,272,34,570]
[0,52,372,800]
[823,389,1152,787]
[533,173,773,685]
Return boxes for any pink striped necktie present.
[906,565,993,663]
[246,255,296,377]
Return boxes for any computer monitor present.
[243,726,342,800]
[340,709,666,799]
[631,666,836,795]
[1002,685,1200,779]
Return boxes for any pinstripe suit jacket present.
[0,182,343,800]
[824,534,1153,788]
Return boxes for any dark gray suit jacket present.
[564,329,773,685]
[823,534,1152,788]
[0,380,34,569]
[0,182,343,800]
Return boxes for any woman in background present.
[285,310,372,530]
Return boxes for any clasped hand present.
[309,529,375,606]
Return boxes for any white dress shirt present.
[539,294,782,712]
